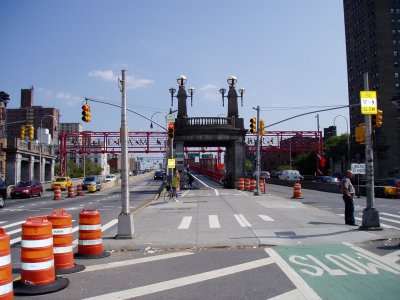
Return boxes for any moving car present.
[252,171,270,179]
[0,178,7,208]
[154,171,164,180]
[10,180,43,198]
[313,176,340,185]
[382,178,400,198]
[279,170,302,181]
[51,177,72,191]
[104,174,117,182]
[82,175,101,190]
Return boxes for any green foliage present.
[293,152,317,175]
[245,159,254,174]
[54,157,102,178]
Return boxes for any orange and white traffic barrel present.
[67,186,75,198]
[260,179,266,194]
[237,178,244,190]
[47,210,84,275]
[13,216,69,296]
[0,228,13,300]
[77,184,84,197]
[250,179,256,191]
[74,209,110,259]
[53,187,62,200]
[292,182,303,199]
[244,179,250,191]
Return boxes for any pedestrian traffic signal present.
[168,122,174,139]
[19,125,26,140]
[249,118,257,134]
[355,123,366,144]
[82,104,91,122]
[28,125,34,140]
[259,119,265,136]
[372,109,383,128]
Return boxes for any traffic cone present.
[47,210,85,275]
[13,216,69,296]
[292,182,303,199]
[74,209,110,259]
[77,184,84,196]
[67,186,75,198]
[53,187,62,200]
[0,228,13,300]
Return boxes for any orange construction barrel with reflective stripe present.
[244,179,251,191]
[53,187,62,200]
[237,178,244,190]
[74,209,110,259]
[250,179,256,191]
[77,184,84,196]
[67,186,75,198]
[260,179,266,194]
[0,228,13,300]
[47,210,84,275]
[292,182,303,199]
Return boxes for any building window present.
[394,40,398,45]
[396,83,400,89]
[396,72,399,78]
[395,51,398,56]
[395,61,399,66]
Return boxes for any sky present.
[0,0,349,136]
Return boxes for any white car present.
[279,170,301,181]
[104,174,117,182]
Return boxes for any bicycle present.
[162,184,178,203]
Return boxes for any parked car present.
[279,170,302,181]
[104,174,117,182]
[154,171,164,180]
[10,180,43,199]
[131,170,138,176]
[51,177,73,191]
[0,178,7,208]
[252,171,270,179]
[82,175,101,190]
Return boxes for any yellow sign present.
[168,159,176,168]
[360,91,377,114]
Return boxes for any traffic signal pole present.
[360,72,381,230]
[116,69,134,239]
[254,106,261,196]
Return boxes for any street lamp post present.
[39,114,58,183]
[150,112,167,170]
[116,69,134,239]
[333,114,350,169]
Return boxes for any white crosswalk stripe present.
[258,215,274,222]
[209,215,221,229]
[178,216,193,229]
[338,213,400,231]
[234,214,252,227]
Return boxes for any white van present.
[279,170,301,181]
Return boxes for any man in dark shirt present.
[340,170,357,226]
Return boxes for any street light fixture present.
[169,75,195,107]
[39,114,58,183]
[333,114,351,169]
[219,76,245,107]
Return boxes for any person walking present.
[340,170,357,226]
[172,170,180,202]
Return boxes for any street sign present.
[167,114,175,123]
[351,163,366,175]
[360,91,377,115]
[167,159,175,168]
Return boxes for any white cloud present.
[88,70,154,89]
[55,91,81,106]
[197,83,219,101]
[37,88,81,107]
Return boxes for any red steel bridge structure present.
[59,131,322,176]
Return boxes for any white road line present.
[18,206,25,208]
[214,189,219,196]
[6,228,22,235]
[338,214,400,231]
[180,190,190,197]
[82,257,274,300]
[383,250,400,263]
[265,248,321,300]
[0,221,6,225]
[234,214,252,227]
[267,289,306,300]
[380,212,400,219]
[178,216,192,229]
[236,190,248,196]
[2,220,25,229]
[209,215,221,229]
[380,216,400,224]
[259,215,274,222]
[81,252,193,273]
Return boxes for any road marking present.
[178,216,192,229]
[234,214,252,227]
[265,248,321,300]
[0,221,6,225]
[380,216,400,224]
[338,214,400,231]
[180,190,190,197]
[383,250,400,263]
[6,228,22,235]
[209,215,221,229]
[380,212,400,219]
[259,214,274,222]
[236,190,248,196]
[2,221,25,229]
[81,252,193,273]
[214,189,219,196]
[267,289,307,300]
[82,257,274,300]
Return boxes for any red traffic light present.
[168,122,175,139]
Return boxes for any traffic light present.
[249,118,257,134]
[168,122,174,139]
[259,119,265,136]
[82,104,91,122]
[373,109,383,128]
[19,125,26,140]
[355,123,366,144]
[28,125,34,140]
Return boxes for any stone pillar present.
[225,141,246,188]
[175,142,184,172]
[177,86,188,118]
[6,153,22,185]
[50,159,55,181]
[227,86,239,118]
[29,155,35,180]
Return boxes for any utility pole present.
[360,72,381,230]
[116,70,134,238]
[254,106,261,196]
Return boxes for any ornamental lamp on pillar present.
[169,75,194,119]
[219,76,245,118]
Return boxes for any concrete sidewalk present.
[102,189,400,251]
